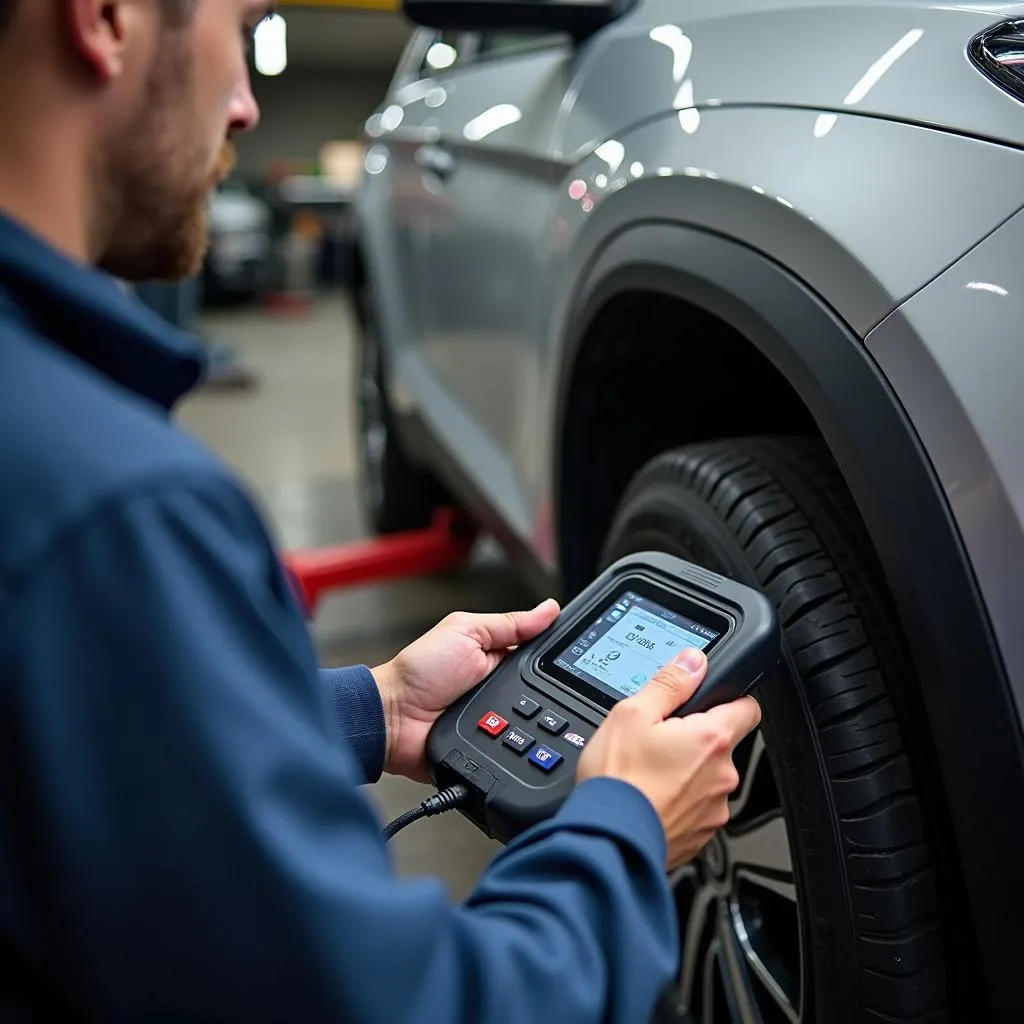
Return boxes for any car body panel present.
[867,205,1024,723]
[388,49,571,461]
[554,1,1024,157]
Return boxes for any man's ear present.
[64,0,132,83]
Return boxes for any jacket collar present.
[0,211,206,410]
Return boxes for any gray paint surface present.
[867,207,1024,719]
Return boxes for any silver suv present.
[353,3,1024,1020]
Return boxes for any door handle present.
[415,144,457,181]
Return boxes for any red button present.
[477,711,508,737]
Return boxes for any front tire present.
[602,438,948,1024]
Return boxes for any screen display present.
[545,585,725,704]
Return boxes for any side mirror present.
[401,0,637,37]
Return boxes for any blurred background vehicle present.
[202,176,275,305]
[352,1,1024,1021]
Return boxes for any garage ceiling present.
[273,6,415,73]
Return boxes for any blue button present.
[528,744,563,772]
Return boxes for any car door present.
[395,31,575,535]
[362,29,473,380]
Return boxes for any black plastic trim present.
[401,0,636,37]
[553,223,1024,1022]
[969,18,1024,105]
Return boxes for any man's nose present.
[229,78,261,134]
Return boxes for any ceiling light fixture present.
[255,13,287,77]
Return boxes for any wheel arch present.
[553,223,1023,1021]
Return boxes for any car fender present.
[539,106,1024,345]
[540,198,1024,1024]
[532,104,1024,552]
[524,108,1024,558]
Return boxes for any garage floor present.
[178,294,533,901]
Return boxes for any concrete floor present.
[178,294,535,901]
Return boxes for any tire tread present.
[617,437,945,1021]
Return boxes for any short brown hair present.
[0,0,196,44]
[0,0,17,43]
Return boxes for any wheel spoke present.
[678,883,717,1011]
[728,732,770,826]
[728,900,801,1023]
[702,937,720,1024]
[716,904,765,1024]
[725,814,795,903]
[735,868,795,904]
[668,863,699,890]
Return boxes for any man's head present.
[0,0,267,282]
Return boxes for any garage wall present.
[236,68,393,181]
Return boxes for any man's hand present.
[372,599,560,781]
[578,649,761,870]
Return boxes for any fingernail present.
[674,648,705,672]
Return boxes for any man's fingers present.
[700,695,762,746]
[629,649,708,721]
[464,599,560,651]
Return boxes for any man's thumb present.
[632,649,707,720]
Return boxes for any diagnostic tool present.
[424,551,781,844]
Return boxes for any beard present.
[95,33,236,283]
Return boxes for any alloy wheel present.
[667,729,804,1024]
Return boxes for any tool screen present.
[538,579,730,708]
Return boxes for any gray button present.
[501,727,535,754]
[539,711,568,735]
[514,696,540,719]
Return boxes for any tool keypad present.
[473,696,590,773]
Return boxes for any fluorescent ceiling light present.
[255,14,287,77]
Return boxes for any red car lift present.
[282,508,478,615]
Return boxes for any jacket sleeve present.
[319,666,387,783]
[1,471,679,1024]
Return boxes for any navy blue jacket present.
[0,212,677,1022]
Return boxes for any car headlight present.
[970,19,1024,102]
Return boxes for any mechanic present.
[0,2,761,1021]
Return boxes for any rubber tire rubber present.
[356,290,443,535]
[601,437,947,1024]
